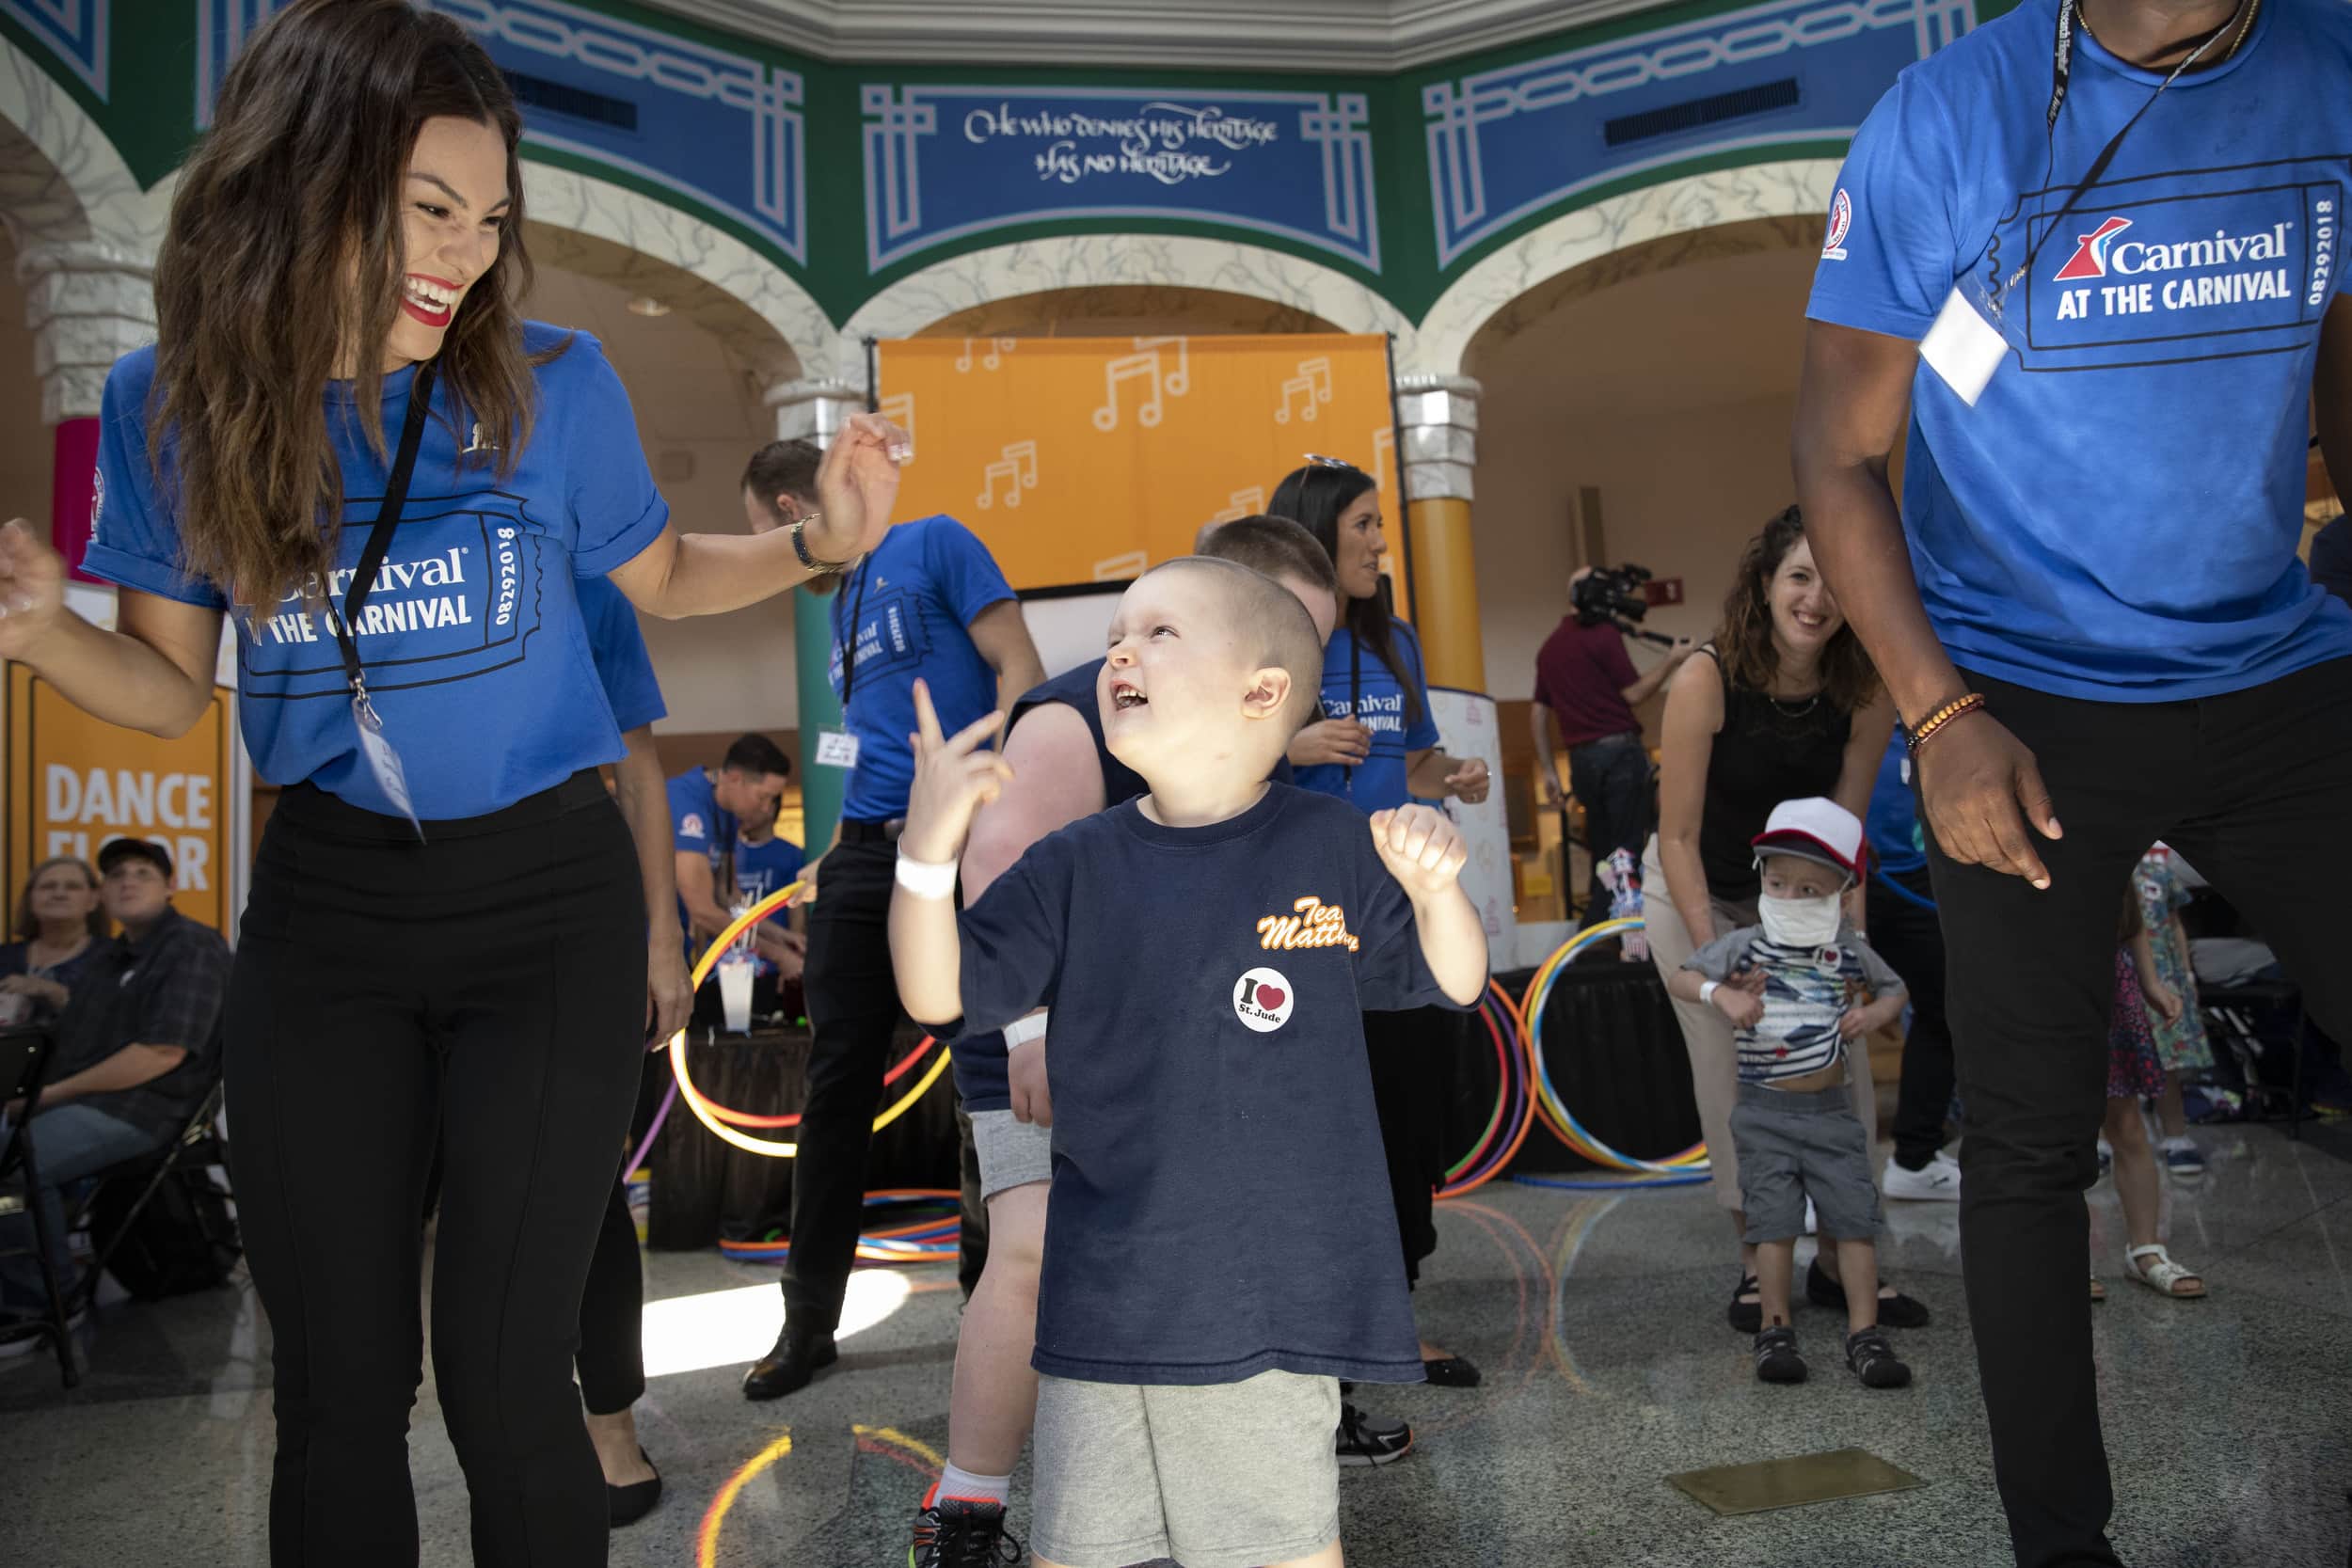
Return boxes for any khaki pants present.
[1642,836,1877,1212]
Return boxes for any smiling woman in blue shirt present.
[1795,1,2352,1561]
[1267,458,1491,1386]
[0,4,903,1561]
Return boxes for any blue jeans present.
[1,1102,162,1313]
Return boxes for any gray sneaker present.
[1335,1401,1413,1466]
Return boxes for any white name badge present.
[353,694,424,838]
[1920,284,2010,407]
[816,728,861,768]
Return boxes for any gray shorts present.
[971,1108,1052,1200]
[1031,1370,1341,1568]
[1730,1082,1882,1244]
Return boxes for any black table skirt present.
[645,1022,961,1251]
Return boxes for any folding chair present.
[75,1081,232,1313]
[2200,977,2307,1139]
[0,1024,83,1387]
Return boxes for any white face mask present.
[1757,891,1843,949]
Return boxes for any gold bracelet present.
[1906,692,1986,752]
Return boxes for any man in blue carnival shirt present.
[733,438,1044,1401]
[667,735,798,974]
[1795,2,2352,1562]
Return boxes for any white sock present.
[935,1462,1011,1507]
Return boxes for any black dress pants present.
[1568,731,1652,918]
[230,774,646,1567]
[1866,864,1955,1170]
[1364,1006,1457,1288]
[1929,657,2352,1568]
[782,833,910,1334]
[576,1053,671,1417]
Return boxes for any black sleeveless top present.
[1695,645,1851,902]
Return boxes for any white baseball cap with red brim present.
[1751,796,1864,882]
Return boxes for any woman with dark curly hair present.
[0,3,902,1560]
[1645,507,1922,1336]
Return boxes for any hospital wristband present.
[1699,980,1721,1007]
[894,852,959,901]
[1004,1012,1049,1049]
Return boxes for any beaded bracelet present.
[1906,692,1987,752]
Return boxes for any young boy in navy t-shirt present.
[889,557,1486,1568]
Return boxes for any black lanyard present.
[1343,630,1360,795]
[325,360,437,714]
[831,554,874,714]
[2004,0,2259,307]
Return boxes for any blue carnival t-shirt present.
[950,784,1476,1386]
[1291,620,1441,809]
[578,577,664,734]
[81,327,670,819]
[829,515,1014,821]
[952,657,1295,1112]
[732,832,806,976]
[1807,0,2352,700]
[1865,730,1925,877]
[667,767,738,952]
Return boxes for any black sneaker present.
[1753,1325,1807,1384]
[909,1492,1022,1567]
[1805,1258,1931,1329]
[1335,1401,1413,1466]
[1726,1272,1762,1335]
[740,1324,837,1401]
[1845,1327,1912,1389]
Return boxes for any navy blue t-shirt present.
[82,327,671,819]
[1807,0,2352,700]
[830,515,1015,821]
[951,784,1474,1386]
[953,657,1295,1111]
[1292,620,1441,809]
[579,578,664,734]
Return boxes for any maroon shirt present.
[1533,616,1642,747]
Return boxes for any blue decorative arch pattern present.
[1423,0,1974,268]
[6,0,107,97]
[860,84,1380,274]
[194,0,807,263]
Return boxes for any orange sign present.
[5,662,237,937]
[878,332,1406,606]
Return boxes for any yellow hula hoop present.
[667,881,953,1158]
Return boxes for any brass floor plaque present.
[1666,1448,1925,1516]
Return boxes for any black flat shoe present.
[1805,1258,1931,1328]
[1422,1354,1482,1387]
[1727,1273,1762,1335]
[607,1449,661,1528]
[741,1326,838,1401]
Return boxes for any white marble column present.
[18,238,154,424]
[763,375,866,448]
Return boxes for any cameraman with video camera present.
[1532,564,1696,920]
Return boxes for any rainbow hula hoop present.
[1518,918,1711,1183]
[667,881,952,1159]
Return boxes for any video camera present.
[1572,563,1677,646]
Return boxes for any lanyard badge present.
[326,359,439,838]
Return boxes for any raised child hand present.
[1369,804,1469,896]
[900,677,1010,866]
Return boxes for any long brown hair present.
[12,858,104,942]
[150,0,542,606]
[1711,505,1881,714]
[1269,461,1422,726]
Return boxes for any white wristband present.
[1699,980,1721,1007]
[1004,1011,1049,1049]
[894,852,958,900]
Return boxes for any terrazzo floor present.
[5,1121,2348,1567]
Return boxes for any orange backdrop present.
[877,333,1406,608]
[6,663,237,937]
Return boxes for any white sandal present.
[2125,1243,2206,1299]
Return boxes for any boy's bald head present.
[1137,556,1325,732]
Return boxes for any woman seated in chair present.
[0,858,106,1026]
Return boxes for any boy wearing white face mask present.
[1668,797,1912,1388]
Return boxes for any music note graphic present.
[976,440,1039,510]
[1091,550,1149,581]
[1275,356,1334,424]
[881,393,916,463]
[1369,427,1394,492]
[955,338,1017,373]
[1211,487,1265,524]
[1092,337,1192,431]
